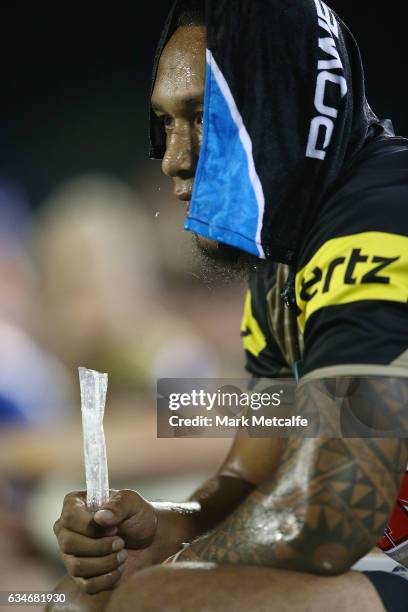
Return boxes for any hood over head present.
[150,0,390,264]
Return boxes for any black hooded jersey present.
[151,0,383,265]
[242,134,408,381]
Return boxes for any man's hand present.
[53,489,158,594]
[52,442,270,596]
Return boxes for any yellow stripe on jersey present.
[241,289,267,357]
[296,232,408,332]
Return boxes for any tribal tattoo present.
[178,376,408,575]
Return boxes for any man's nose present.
[162,127,197,179]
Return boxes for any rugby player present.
[50,1,408,610]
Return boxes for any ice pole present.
[79,367,110,512]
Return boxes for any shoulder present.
[298,136,408,270]
[295,136,408,377]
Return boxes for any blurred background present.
[0,1,406,606]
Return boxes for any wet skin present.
[151,25,245,263]
[48,25,408,612]
[151,27,210,247]
[151,26,205,205]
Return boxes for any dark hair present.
[177,0,205,28]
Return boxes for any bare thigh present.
[106,562,386,612]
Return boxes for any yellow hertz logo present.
[296,232,408,332]
[241,290,267,357]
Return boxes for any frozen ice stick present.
[79,367,110,512]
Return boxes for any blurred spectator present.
[0,181,72,429]
[33,175,220,391]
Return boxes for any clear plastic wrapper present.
[79,367,110,512]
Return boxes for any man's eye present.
[163,116,175,130]
[195,112,204,127]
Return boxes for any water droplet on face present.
[155,211,160,218]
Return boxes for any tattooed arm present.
[177,377,408,575]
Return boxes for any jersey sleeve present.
[242,264,294,379]
[296,142,408,379]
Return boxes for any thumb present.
[93,507,119,526]
[94,490,158,549]
[93,489,148,527]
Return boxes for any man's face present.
[151,24,258,274]
[151,26,211,247]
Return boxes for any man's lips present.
[175,190,192,214]
[175,191,192,201]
